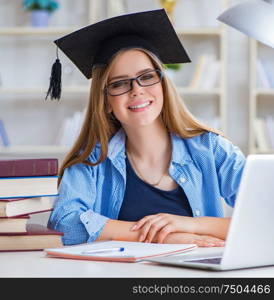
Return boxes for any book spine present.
[265,116,274,149]
[189,55,208,88]
[199,60,220,89]
[257,59,271,88]
[0,159,58,177]
[0,206,6,216]
[0,119,10,147]
[254,118,272,150]
[260,59,274,88]
[0,208,53,218]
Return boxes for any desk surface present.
[1,247,274,278]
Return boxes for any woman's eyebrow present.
[109,68,154,82]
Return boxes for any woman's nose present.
[129,79,144,97]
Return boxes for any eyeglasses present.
[105,69,163,96]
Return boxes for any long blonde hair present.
[58,48,222,184]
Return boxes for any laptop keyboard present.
[184,257,222,264]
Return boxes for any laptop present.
[145,154,274,271]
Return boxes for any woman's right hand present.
[161,232,225,247]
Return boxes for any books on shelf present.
[0,223,63,251]
[256,59,274,89]
[0,157,63,251]
[199,60,220,89]
[0,215,30,233]
[265,115,274,148]
[0,158,58,177]
[188,54,220,89]
[55,110,85,146]
[0,119,10,147]
[45,240,197,262]
[199,116,220,130]
[189,55,209,88]
[254,117,274,150]
[0,196,55,217]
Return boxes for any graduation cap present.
[46,9,191,100]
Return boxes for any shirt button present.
[179,177,186,183]
[194,209,201,216]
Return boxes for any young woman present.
[48,10,245,247]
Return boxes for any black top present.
[118,157,193,221]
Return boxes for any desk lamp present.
[217,0,274,48]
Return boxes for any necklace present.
[127,151,166,187]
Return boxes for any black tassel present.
[45,58,62,100]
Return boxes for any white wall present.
[225,0,250,154]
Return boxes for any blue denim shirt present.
[48,128,246,245]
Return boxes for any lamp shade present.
[217,0,274,48]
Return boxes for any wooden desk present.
[1,247,274,278]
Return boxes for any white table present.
[1,247,274,278]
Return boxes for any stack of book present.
[0,158,63,251]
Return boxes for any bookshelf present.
[176,23,227,132]
[0,0,229,162]
[249,39,274,154]
[0,0,94,161]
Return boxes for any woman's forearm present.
[96,219,140,241]
[96,217,231,242]
[192,217,231,240]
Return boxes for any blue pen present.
[81,247,125,255]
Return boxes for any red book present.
[0,223,63,251]
[0,158,58,177]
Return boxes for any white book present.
[257,59,271,89]
[260,59,274,88]
[199,60,220,89]
[58,118,73,146]
[56,111,84,146]
[70,111,84,144]
[0,119,10,146]
[45,240,197,262]
[188,55,215,88]
[253,118,272,150]
[0,176,58,199]
[0,196,55,217]
[265,115,274,149]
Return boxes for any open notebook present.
[44,240,197,262]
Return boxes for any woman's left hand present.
[131,213,196,243]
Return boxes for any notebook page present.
[45,240,197,258]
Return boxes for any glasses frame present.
[105,69,163,96]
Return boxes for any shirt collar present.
[107,128,193,165]
[170,133,193,165]
[107,128,126,160]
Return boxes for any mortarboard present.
[46,9,191,100]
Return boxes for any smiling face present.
[106,49,164,129]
